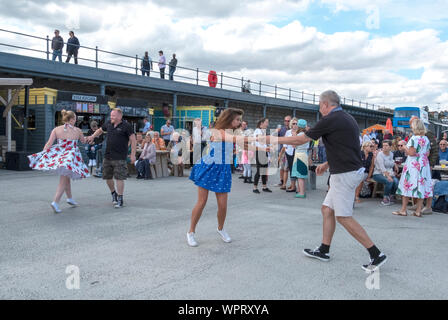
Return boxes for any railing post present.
[95,46,98,68]
[259,81,261,95]
[220,73,223,89]
[275,85,277,98]
[46,35,49,60]
[241,77,244,92]
[359,101,361,108]
[289,88,291,101]
[352,99,354,106]
[313,94,316,105]
[196,68,199,85]
[344,97,346,105]
[301,92,304,102]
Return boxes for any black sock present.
[367,245,381,259]
[319,243,330,254]
[111,190,116,195]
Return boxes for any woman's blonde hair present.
[411,118,426,136]
[61,109,76,123]
[289,117,298,129]
[361,141,371,150]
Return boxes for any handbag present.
[433,195,448,213]
[360,180,372,198]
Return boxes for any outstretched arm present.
[86,127,104,144]
[261,134,312,146]
[78,128,88,144]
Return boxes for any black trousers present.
[254,150,268,186]
[66,51,78,64]
[160,68,165,79]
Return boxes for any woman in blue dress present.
[187,108,250,247]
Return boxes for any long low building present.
[0,51,393,133]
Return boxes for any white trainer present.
[66,198,78,207]
[92,159,97,167]
[88,159,93,167]
[51,202,61,214]
[187,232,198,247]
[217,228,232,243]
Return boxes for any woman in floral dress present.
[28,110,89,214]
[394,118,433,217]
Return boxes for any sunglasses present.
[291,123,298,125]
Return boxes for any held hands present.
[86,136,94,144]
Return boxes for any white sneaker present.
[187,232,198,247]
[92,159,97,167]
[66,198,78,206]
[51,202,61,214]
[217,228,232,243]
[88,159,93,167]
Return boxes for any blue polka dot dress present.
[189,141,233,193]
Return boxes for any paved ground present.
[0,168,447,300]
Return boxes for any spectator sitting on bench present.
[167,132,184,176]
[152,131,166,150]
[372,140,399,206]
[355,141,375,203]
[136,133,156,180]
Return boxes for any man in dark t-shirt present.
[267,90,387,272]
[87,108,136,208]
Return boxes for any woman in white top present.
[279,118,299,191]
[253,118,272,193]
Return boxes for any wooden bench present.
[368,179,384,198]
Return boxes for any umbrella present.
[386,118,393,135]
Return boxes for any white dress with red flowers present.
[28,139,90,180]
[397,135,433,199]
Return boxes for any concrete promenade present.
[0,168,447,299]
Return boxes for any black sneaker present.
[239,175,245,179]
[262,188,272,193]
[111,191,118,205]
[114,195,124,209]
[253,189,260,194]
[362,253,387,272]
[303,248,330,262]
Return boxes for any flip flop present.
[413,212,422,218]
[392,211,407,216]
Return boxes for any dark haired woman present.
[28,110,90,213]
[188,108,251,247]
[253,118,272,194]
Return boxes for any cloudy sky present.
[1,0,448,110]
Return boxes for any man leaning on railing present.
[51,29,64,62]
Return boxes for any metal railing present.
[0,28,389,111]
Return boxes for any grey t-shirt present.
[161,125,174,140]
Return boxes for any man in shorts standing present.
[273,90,387,272]
[87,108,136,208]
